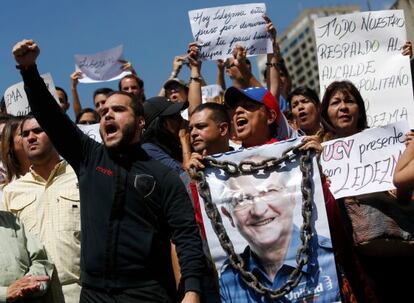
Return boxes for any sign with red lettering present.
[315,10,414,127]
[320,121,409,198]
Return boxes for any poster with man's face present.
[199,138,341,302]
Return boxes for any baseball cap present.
[163,78,188,90]
[143,96,188,126]
[224,87,297,141]
[224,87,280,114]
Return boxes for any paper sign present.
[74,45,130,83]
[315,10,414,127]
[201,84,223,103]
[200,138,341,302]
[320,121,410,199]
[188,3,272,60]
[77,123,102,143]
[4,73,59,116]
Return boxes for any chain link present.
[195,143,314,300]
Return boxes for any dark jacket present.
[21,66,204,298]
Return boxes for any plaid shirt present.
[2,161,81,303]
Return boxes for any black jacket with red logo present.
[21,66,204,298]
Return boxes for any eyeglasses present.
[21,127,44,138]
[165,86,184,95]
[229,188,282,212]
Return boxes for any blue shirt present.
[142,142,184,173]
[279,95,289,113]
[219,226,340,303]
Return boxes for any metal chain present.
[194,143,314,300]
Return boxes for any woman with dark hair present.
[320,80,413,302]
[288,86,323,136]
[1,116,30,184]
[75,108,100,125]
[320,80,367,140]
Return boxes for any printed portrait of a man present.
[201,145,341,303]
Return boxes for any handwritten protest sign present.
[320,121,409,199]
[199,138,341,302]
[188,3,272,61]
[4,73,59,116]
[77,123,102,143]
[201,84,223,103]
[74,45,130,83]
[315,10,414,127]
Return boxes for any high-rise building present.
[257,5,360,96]
[391,0,414,42]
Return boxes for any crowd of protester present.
[0,14,414,303]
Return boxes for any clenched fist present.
[12,39,40,68]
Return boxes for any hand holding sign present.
[188,3,272,61]
[314,10,414,128]
[74,45,131,83]
[70,71,83,89]
[320,121,410,198]
[263,15,276,44]
[187,42,201,69]
[402,41,412,57]
[118,59,137,75]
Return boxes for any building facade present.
[391,0,414,42]
[257,5,360,96]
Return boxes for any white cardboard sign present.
[188,3,272,61]
[320,121,410,199]
[4,73,59,116]
[315,10,414,128]
[201,84,223,103]
[74,45,130,83]
[77,123,102,143]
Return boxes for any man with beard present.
[12,39,204,303]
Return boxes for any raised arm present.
[187,42,203,115]
[232,45,262,88]
[264,15,282,98]
[70,70,83,117]
[159,56,186,97]
[13,39,83,171]
[216,59,226,91]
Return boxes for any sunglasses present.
[21,127,44,138]
[165,86,184,94]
